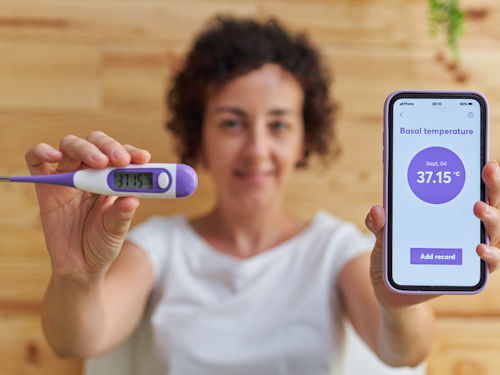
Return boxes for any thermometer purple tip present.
[176,164,198,197]
[9,172,76,187]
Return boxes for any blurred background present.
[1,0,499,374]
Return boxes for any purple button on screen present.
[410,248,462,265]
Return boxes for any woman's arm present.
[42,241,154,358]
[337,252,434,367]
[26,131,154,358]
[340,158,500,367]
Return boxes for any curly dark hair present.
[167,16,339,167]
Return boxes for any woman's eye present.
[221,120,241,129]
[270,121,288,131]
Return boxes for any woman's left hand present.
[366,160,500,308]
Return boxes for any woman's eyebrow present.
[213,107,247,117]
[213,107,296,116]
[267,108,295,116]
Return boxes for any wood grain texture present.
[427,318,500,375]
[0,41,99,109]
[0,309,82,375]
[0,0,257,45]
[0,0,499,374]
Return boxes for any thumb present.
[365,205,385,252]
[102,196,140,239]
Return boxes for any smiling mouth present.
[234,170,274,185]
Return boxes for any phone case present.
[383,90,489,294]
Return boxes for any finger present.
[123,144,151,164]
[25,143,63,175]
[482,160,500,208]
[474,200,500,246]
[477,244,499,273]
[57,134,109,172]
[365,205,385,234]
[365,205,385,251]
[102,196,140,239]
[86,131,131,167]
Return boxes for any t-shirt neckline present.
[179,211,325,266]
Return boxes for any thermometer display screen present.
[113,172,153,190]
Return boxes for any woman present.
[27,17,500,374]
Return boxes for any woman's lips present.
[234,170,274,185]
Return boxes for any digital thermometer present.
[0,163,197,198]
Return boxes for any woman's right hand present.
[25,131,151,284]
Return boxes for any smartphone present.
[384,90,488,294]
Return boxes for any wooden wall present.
[1,0,500,373]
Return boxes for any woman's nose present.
[243,122,270,160]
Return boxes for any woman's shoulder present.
[125,214,189,285]
[131,214,186,232]
[126,214,189,248]
[309,210,360,236]
[307,210,374,255]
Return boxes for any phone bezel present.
[386,91,488,293]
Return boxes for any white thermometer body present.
[2,163,197,198]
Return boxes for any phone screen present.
[387,92,487,292]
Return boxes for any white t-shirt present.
[85,210,374,375]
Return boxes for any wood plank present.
[325,46,500,125]
[0,166,42,230]
[430,274,500,317]
[0,109,167,168]
[0,230,50,304]
[0,0,497,51]
[259,0,500,50]
[0,41,99,109]
[0,308,82,375]
[427,317,500,374]
[259,1,429,48]
[0,0,256,45]
[101,45,170,111]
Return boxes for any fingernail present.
[482,245,491,256]
[112,149,128,160]
[47,149,60,157]
[495,163,500,178]
[91,152,106,162]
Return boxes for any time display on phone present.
[113,172,153,190]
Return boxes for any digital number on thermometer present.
[113,172,153,190]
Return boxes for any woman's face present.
[202,63,305,213]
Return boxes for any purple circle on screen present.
[407,146,466,204]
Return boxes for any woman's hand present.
[366,160,500,307]
[26,131,151,283]
[473,160,500,271]
[365,205,435,307]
